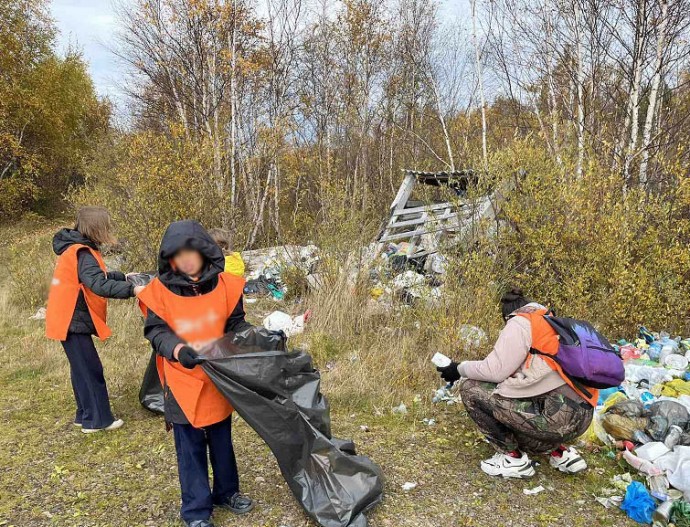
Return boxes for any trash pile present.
[587,327,690,525]
[241,245,320,300]
[368,242,448,307]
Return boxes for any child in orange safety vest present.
[138,220,254,527]
[45,206,145,433]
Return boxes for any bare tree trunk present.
[472,0,488,170]
[639,0,670,187]
[574,0,585,178]
[622,0,648,183]
[230,0,238,210]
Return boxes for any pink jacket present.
[458,305,565,399]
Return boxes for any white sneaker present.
[549,446,587,474]
[480,452,536,479]
[81,418,124,434]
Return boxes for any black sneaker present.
[184,520,214,527]
[216,492,255,515]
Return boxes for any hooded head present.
[52,228,98,255]
[157,220,225,287]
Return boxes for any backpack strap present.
[529,347,594,401]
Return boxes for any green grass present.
[0,225,638,527]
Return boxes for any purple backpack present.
[532,315,625,390]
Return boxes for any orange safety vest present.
[45,244,111,341]
[138,272,245,428]
[518,309,599,407]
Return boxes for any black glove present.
[177,346,204,369]
[437,362,461,385]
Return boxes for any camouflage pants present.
[460,379,593,454]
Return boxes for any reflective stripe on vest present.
[45,244,111,341]
[138,273,245,427]
[518,309,599,407]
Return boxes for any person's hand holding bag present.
[174,344,205,369]
[436,362,461,385]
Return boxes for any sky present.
[50,0,470,114]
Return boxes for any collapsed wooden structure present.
[377,169,497,258]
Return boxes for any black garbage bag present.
[646,401,690,441]
[138,327,287,415]
[200,334,383,527]
[126,272,156,287]
[139,350,165,414]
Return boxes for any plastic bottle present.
[664,425,683,449]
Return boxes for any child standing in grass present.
[138,220,253,527]
[45,206,144,433]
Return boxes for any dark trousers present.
[173,417,240,522]
[61,332,115,429]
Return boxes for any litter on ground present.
[583,326,690,524]
[523,485,546,495]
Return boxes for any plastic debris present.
[262,310,311,337]
[457,325,488,349]
[595,495,623,509]
[392,403,408,415]
[432,385,461,405]
[431,352,452,368]
[635,442,671,462]
[653,500,674,525]
[647,400,689,441]
[28,307,46,320]
[601,413,649,441]
[401,482,417,491]
[523,485,546,495]
[620,481,656,524]
[622,449,664,476]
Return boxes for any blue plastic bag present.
[620,481,655,524]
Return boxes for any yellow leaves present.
[482,139,690,336]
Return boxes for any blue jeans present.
[173,417,240,522]
[61,332,115,429]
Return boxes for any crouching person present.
[138,220,254,527]
[437,289,594,479]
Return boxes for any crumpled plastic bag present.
[654,446,690,502]
[647,400,689,441]
[620,481,655,524]
[580,412,610,445]
[601,413,649,441]
[662,379,690,398]
[607,399,648,418]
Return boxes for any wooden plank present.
[379,225,457,242]
[389,173,416,212]
[391,201,464,216]
[386,211,459,229]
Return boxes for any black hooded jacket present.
[142,220,252,424]
[52,229,134,335]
